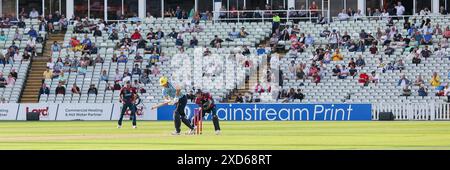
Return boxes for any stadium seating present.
[35,15,450,104]
[0,19,46,103]
[41,18,270,104]
[258,16,450,103]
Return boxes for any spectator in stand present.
[436,85,447,96]
[71,83,80,94]
[88,43,98,55]
[384,45,394,55]
[131,29,142,41]
[132,64,141,77]
[70,36,82,51]
[320,27,331,37]
[418,84,428,96]
[440,6,448,15]
[0,31,6,41]
[175,34,184,47]
[17,19,26,29]
[419,8,431,16]
[445,85,450,102]
[441,39,449,48]
[114,69,122,83]
[189,36,198,48]
[28,27,38,39]
[210,35,223,48]
[412,52,421,65]
[100,70,109,82]
[338,9,350,21]
[312,72,321,84]
[109,29,119,40]
[235,93,244,103]
[118,52,128,63]
[421,46,432,59]
[332,65,341,77]
[136,38,147,49]
[0,72,6,88]
[296,65,306,81]
[55,82,66,96]
[397,75,411,88]
[393,31,403,42]
[254,81,264,94]
[355,55,366,68]
[353,9,363,21]
[111,54,118,62]
[430,72,442,88]
[294,89,304,101]
[13,29,23,41]
[358,72,370,85]
[395,2,405,16]
[444,26,450,39]
[152,65,160,76]
[401,85,412,96]
[338,66,349,79]
[42,68,54,80]
[267,33,279,48]
[168,28,178,39]
[435,44,447,59]
[283,88,295,102]
[56,71,67,84]
[305,34,315,47]
[4,73,14,87]
[20,52,31,61]
[29,8,39,19]
[8,69,17,81]
[434,24,443,35]
[369,44,378,55]
[133,52,143,63]
[239,27,249,38]
[414,75,425,86]
[370,71,379,84]
[341,31,351,47]
[149,51,160,65]
[332,48,343,61]
[87,84,98,96]
[38,83,50,99]
[422,31,433,45]
[395,59,405,71]
[139,72,150,85]
[349,65,358,77]
[328,29,339,49]
[93,27,102,37]
[155,28,165,40]
[51,41,61,55]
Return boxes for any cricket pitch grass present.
[1,121,450,150]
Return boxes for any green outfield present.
[1,121,450,150]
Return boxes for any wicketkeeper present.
[192,90,221,135]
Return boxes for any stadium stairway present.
[19,33,65,103]
[227,37,275,102]
[228,59,264,102]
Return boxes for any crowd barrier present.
[1,103,449,121]
[372,103,450,120]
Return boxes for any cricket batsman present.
[118,81,138,129]
[151,76,195,135]
[193,90,221,135]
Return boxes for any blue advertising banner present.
[157,104,372,121]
